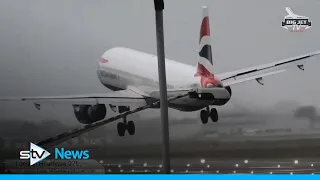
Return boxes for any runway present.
[81,132,320,174]
[99,158,319,174]
[1,117,320,174]
[3,157,318,174]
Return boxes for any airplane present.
[1,6,320,138]
[285,7,308,19]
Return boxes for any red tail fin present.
[195,6,214,78]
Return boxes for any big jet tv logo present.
[20,142,90,166]
[281,7,312,32]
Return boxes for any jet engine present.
[225,86,232,97]
[73,104,107,124]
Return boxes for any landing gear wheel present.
[210,108,219,122]
[117,122,126,137]
[127,121,135,135]
[200,110,209,124]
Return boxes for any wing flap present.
[222,69,286,86]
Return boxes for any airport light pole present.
[153,0,171,174]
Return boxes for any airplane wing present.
[219,50,320,86]
[0,90,150,106]
[36,93,190,149]
[0,87,191,148]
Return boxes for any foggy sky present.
[0,0,320,122]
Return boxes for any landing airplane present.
[1,6,320,138]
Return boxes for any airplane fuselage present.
[98,47,201,90]
[96,47,229,111]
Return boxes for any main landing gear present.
[117,116,135,137]
[116,106,136,137]
[200,106,218,124]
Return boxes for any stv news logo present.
[19,143,50,166]
[20,142,90,166]
[281,7,312,32]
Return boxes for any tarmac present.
[100,157,320,174]
[2,118,320,174]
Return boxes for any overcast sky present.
[0,0,319,122]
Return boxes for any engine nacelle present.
[73,104,107,124]
[225,86,232,97]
